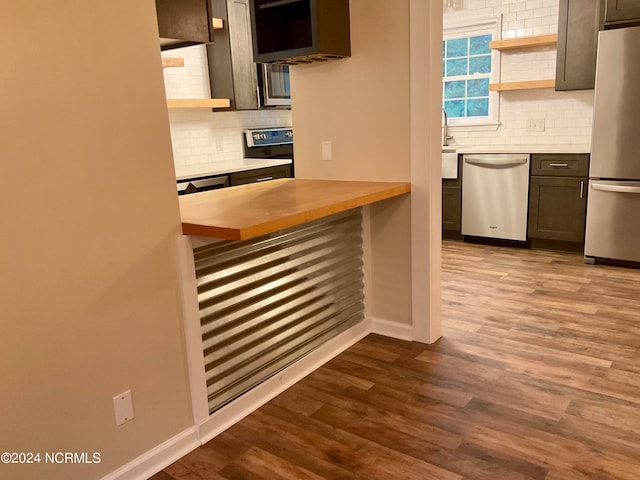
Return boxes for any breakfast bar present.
[179,178,411,240]
[178,178,411,413]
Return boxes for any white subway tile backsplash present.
[533,7,551,17]
[517,9,534,20]
[161,45,211,99]
[167,109,292,169]
[444,0,593,147]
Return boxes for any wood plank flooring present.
[151,241,640,480]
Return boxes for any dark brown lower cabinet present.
[442,155,463,239]
[229,164,292,186]
[443,186,462,234]
[528,176,588,251]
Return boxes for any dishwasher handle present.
[464,155,529,167]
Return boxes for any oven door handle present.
[190,176,228,189]
[177,175,229,195]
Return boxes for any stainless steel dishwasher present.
[461,153,530,241]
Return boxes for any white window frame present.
[443,16,502,129]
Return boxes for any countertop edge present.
[180,179,411,240]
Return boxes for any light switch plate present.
[526,118,545,132]
[113,390,134,426]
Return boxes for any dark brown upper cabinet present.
[207,0,258,110]
[605,0,640,27]
[156,0,215,50]
[249,0,351,64]
[556,0,604,91]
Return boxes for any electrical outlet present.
[526,118,545,132]
[322,141,332,161]
[113,390,134,426]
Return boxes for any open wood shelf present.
[489,79,556,92]
[162,57,185,68]
[488,34,558,91]
[490,34,558,51]
[166,98,231,109]
[212,17,223,29]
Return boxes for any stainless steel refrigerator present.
[585,26,640,263]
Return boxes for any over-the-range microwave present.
[258,63,291,107]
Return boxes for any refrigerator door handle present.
[580,180,584,199]
[591,182,640,194]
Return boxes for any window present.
[443,18,501,127]
[443,35,491,118]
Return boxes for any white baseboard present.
[100,427,199,480]
[371,317,414,341]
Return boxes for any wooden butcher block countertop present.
[179,178,411,240]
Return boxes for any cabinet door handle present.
[256,176,273,182]
[580,180,584,199]
[549,163,569,167]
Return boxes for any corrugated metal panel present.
[193,209,365,413]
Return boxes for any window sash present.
[443,17,502,127]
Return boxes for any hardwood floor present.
[151,241,640,479]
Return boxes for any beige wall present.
[291,1,411,182]
[291,0,413,326]
[0,2,191,479]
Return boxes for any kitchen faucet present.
[442,108,453,146]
